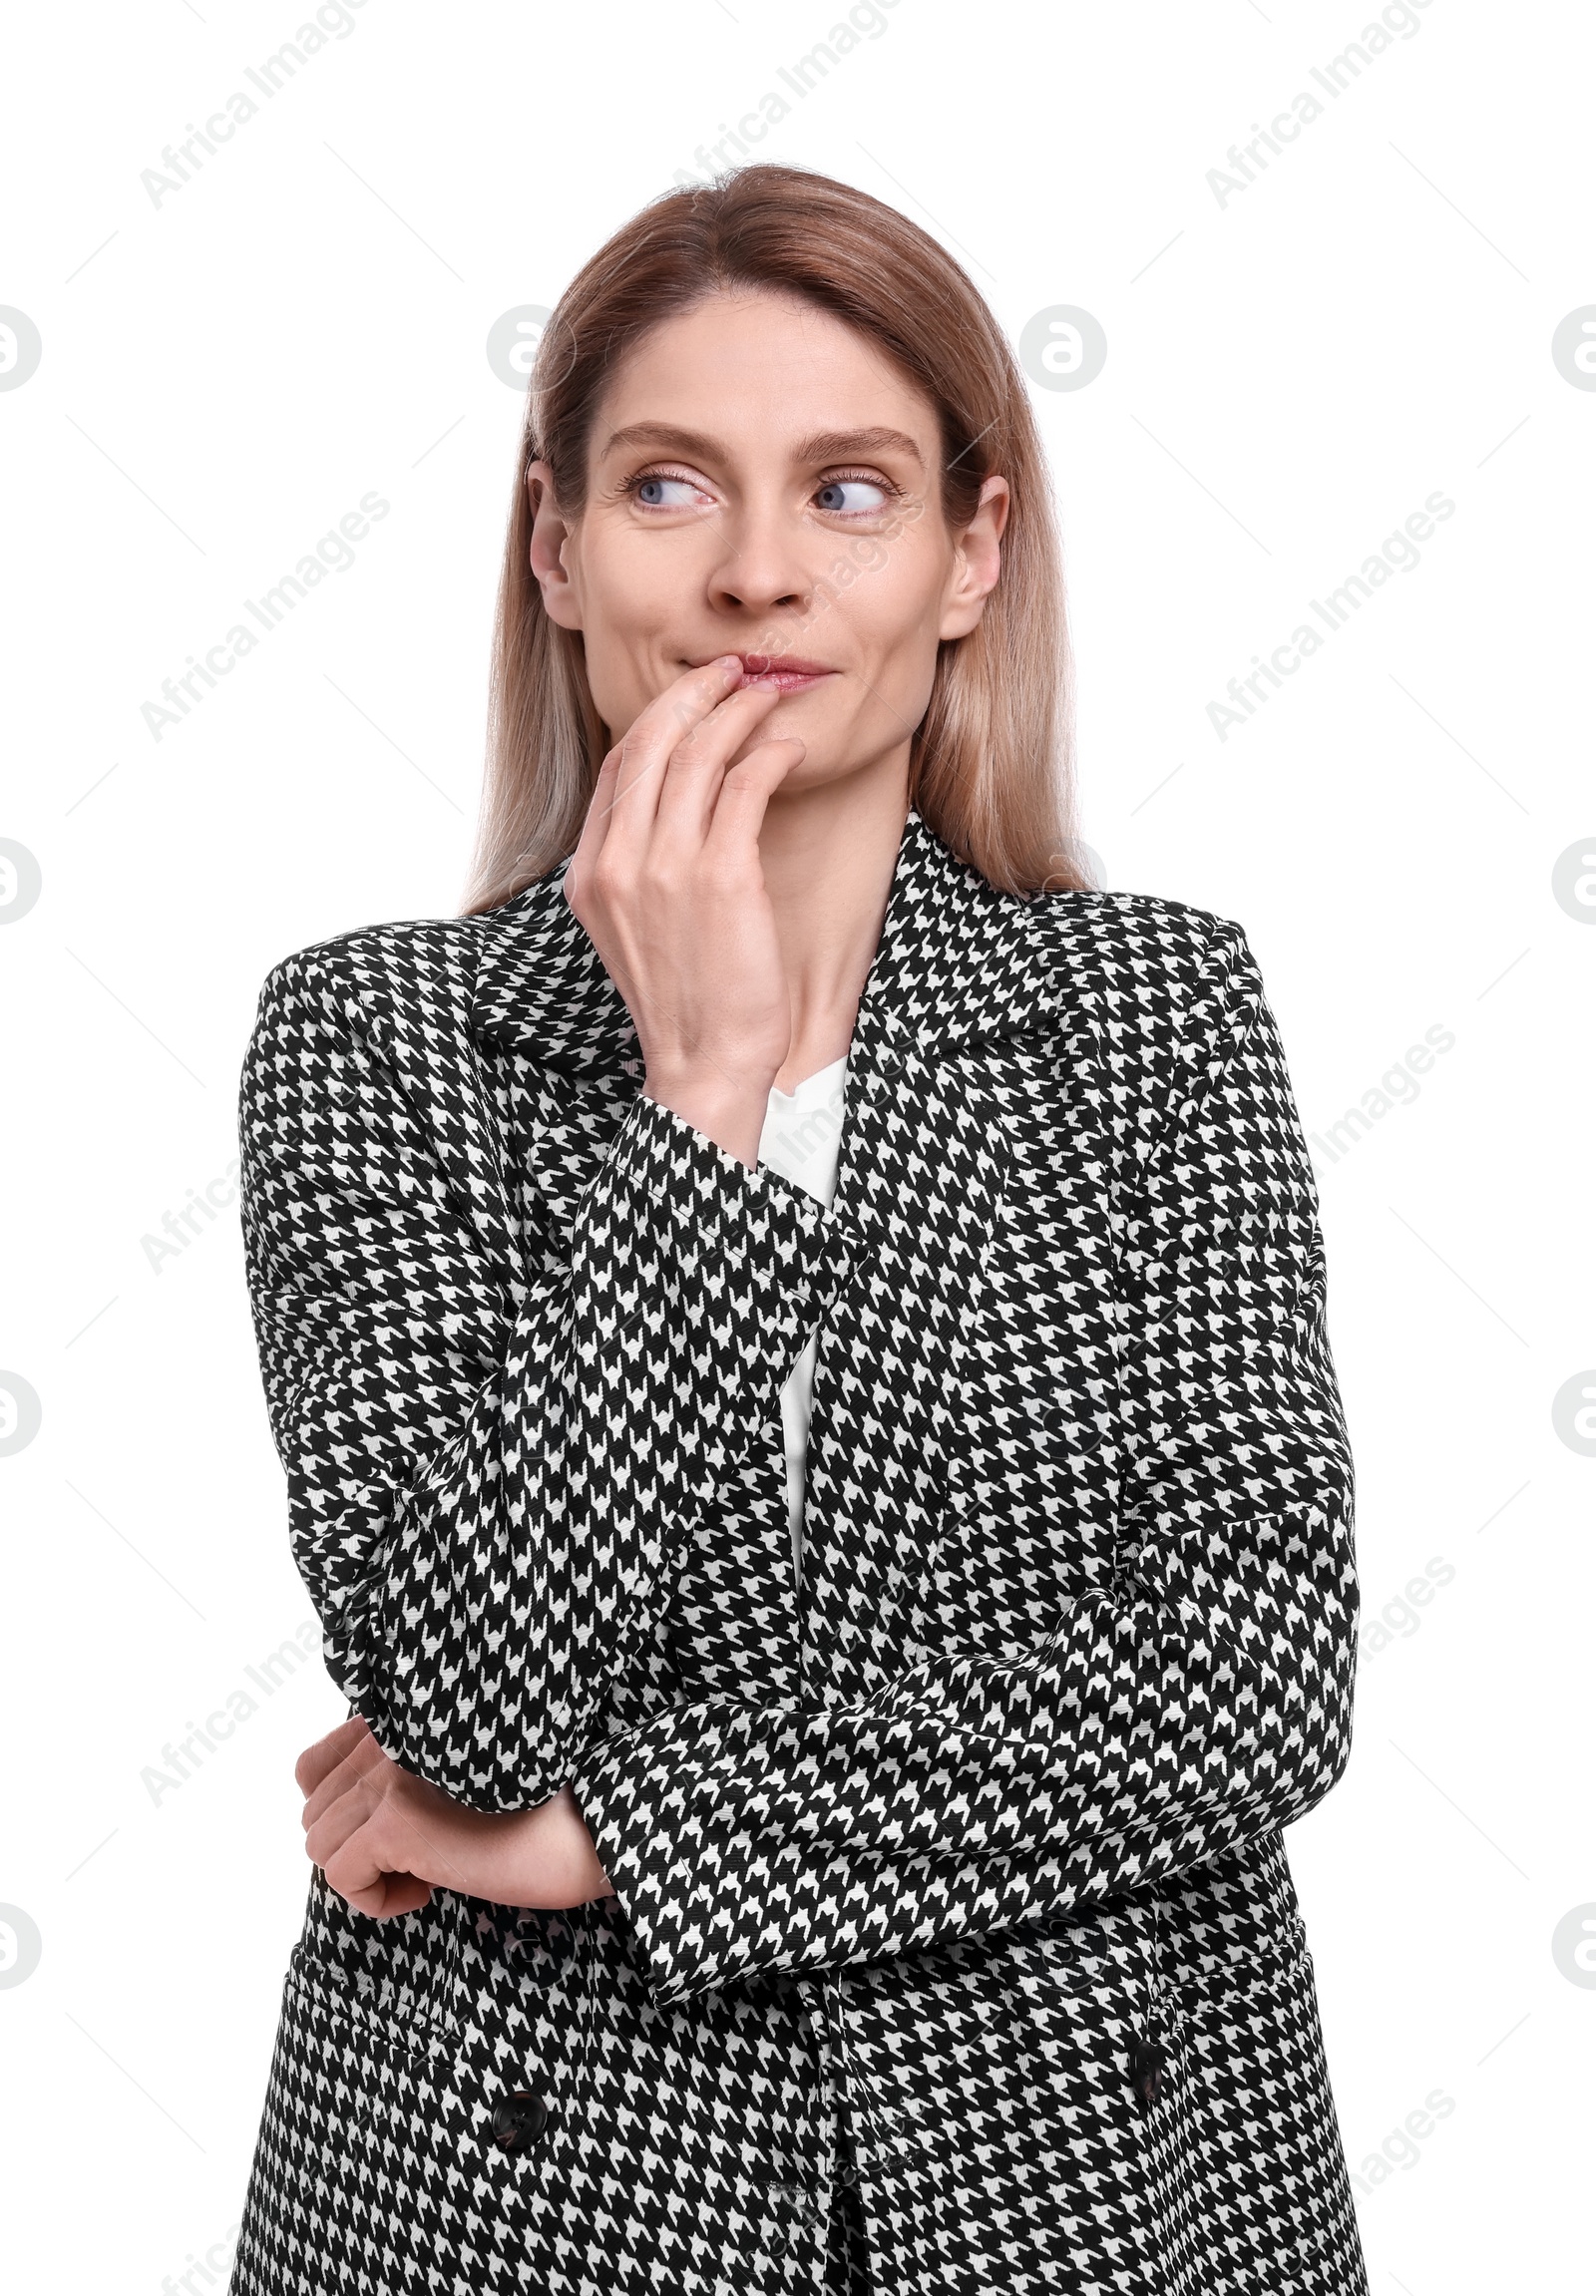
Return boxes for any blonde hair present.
[464,164,1087,913]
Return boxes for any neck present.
[757,744,911,1092]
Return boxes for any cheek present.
[578,529,681,641]
[836,533,949,692]
[847,519,944,620]
[569,534,686,717]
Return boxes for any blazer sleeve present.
[236,940,861,1810]
[572,919,1361,2004]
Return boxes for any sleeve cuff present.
[580,1090,866,1350]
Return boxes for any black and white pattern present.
[228,811,1370,2294]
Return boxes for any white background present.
[2,1,1591,2288]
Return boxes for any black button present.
[490,2091,550,2151]
[1127,2035,1165,2109]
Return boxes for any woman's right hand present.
[562,654,805,1166]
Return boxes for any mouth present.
[689,651,839,694]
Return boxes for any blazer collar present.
[469,809,1064,1072]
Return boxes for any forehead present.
[590,288,939,458]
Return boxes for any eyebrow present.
[597,421,927,470]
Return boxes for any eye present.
[627,470,710,511]
[814,476,892,515]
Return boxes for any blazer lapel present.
[847,810,1067,1067]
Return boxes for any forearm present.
[574,1484,1357,2002]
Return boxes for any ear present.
[939,475,1010,642]
[528,458,584,631]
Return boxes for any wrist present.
[643,1064,774,1168]
[490,1797,612,1909]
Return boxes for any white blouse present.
[756,1055,849,1581]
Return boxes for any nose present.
[703,492,814,622]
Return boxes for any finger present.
[649,680,789,849]
[368,1873,434,1919]
[567,742,623,898]
[703,737,806,861]
[294,1714,371,1797]
[300,1727,387,1833]
[308,1771,478,1909]
[599,655,748,853]
[304,1773,376,1871]
[323,1866,433,1920]
[320,1826,398,1916]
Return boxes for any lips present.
[738,652,833,679]
[690,651,838,690]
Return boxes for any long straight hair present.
[464,164,1088,913]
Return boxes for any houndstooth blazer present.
[227,809,1371,2296]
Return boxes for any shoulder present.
[248,907,493,1039]
[1027,885,1260,1026]
[238,907,506,1157]
[1022,887,1285,1128]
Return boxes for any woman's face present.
[528,289,1007,796]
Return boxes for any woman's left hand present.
[295,1716,616,1919]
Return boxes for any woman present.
[229,165,1370,2296]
